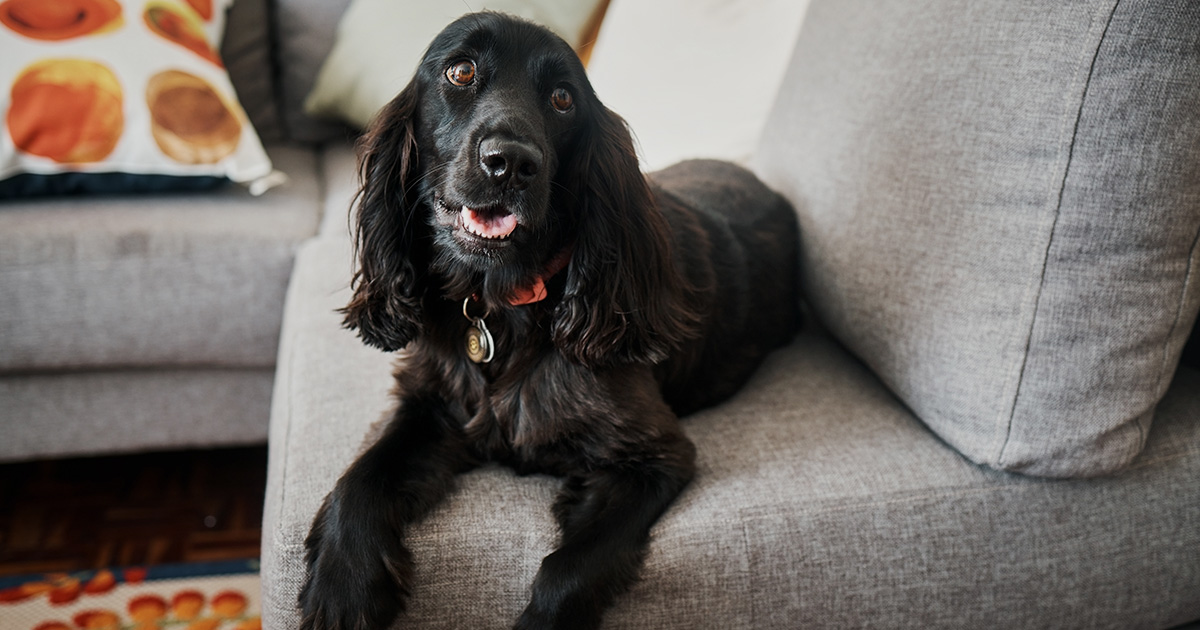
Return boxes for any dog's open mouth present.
[460,205,518,241]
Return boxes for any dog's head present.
[342,12,696,367]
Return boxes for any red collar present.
[507,245,573,306]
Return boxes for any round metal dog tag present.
[465,319,494,363]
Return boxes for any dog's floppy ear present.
[552,105,700,368]
[340,83,427,352]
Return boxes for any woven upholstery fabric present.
[0,368,273,462]
[0,145,321,372]
[261,235,1200,629]
[0,144,324,460]
[316,143,358,237]
[754,0,1200,477]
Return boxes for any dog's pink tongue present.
[462,206,517,239]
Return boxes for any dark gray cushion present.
[755,0,1200,477]
[273,0,353,142]
[222,0,284,143]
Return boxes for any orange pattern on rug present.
[0,560,260,630]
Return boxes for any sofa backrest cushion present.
[584,0,812,172]
[754,0,1200,477]
[221,0,283,143]
[274,0,353,143]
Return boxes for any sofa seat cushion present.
[261,236,1200,629]
[0,367,274,462]
[0,144,322,372]
[755,0,1200,477]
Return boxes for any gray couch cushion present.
[262,236,1200,629]
[222,0,284,143]
[754,0,1200,477]
[317,142,358,238]
[0,145,321,372]
[0,368,273,462]
[274,0,353,142]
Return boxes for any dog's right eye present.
[446,60,476,86]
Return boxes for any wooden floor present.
[0,447,266,577]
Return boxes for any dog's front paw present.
[513,605,554,630]
[298,502,413,630]
[514,599,601,630]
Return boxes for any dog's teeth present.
[460,205,517,240]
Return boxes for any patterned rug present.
[0,559,260,630]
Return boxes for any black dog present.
[299,12,800,630]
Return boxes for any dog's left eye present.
[446,60,476,86]
[550,87,574,113]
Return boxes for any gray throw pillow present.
[754,0,1200,477]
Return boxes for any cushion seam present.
[996,0,1122,469]
[0,245,302,270]
[738,446,1198,519]
[739,486,1025,523]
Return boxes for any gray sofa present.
[1,0,1195,628]
[0,0,352,462]
[261,0,1200,629]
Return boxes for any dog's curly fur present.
[299,12,800,630]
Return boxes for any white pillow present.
[585,0,811,172]
[0,0,275,196]
[305,0,606,129]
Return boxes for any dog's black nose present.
[479,137,541,190]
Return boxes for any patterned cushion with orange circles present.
[0,0,274,197]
